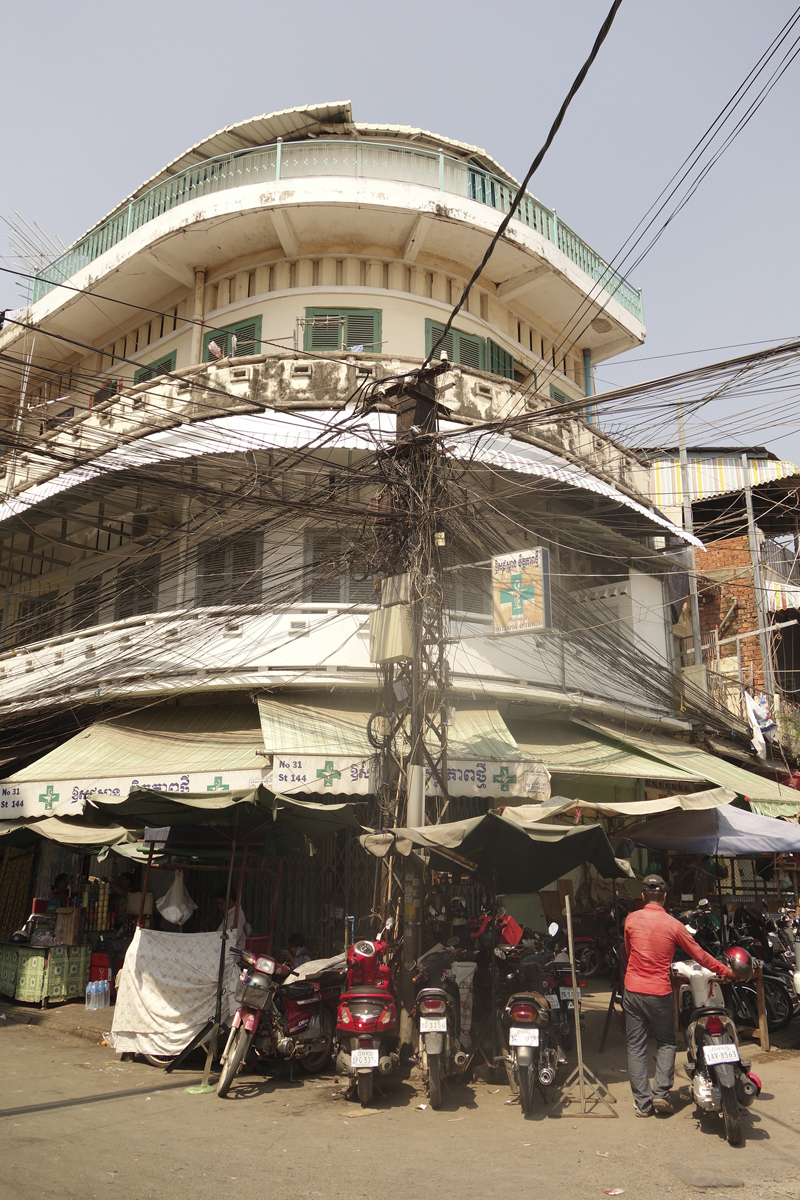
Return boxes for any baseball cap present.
[642,874,667,893]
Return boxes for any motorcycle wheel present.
[578,947,602,978]
[216,1027,252,1098]
[518,1064,534,1114]
[720,1083,742,1146]
[142,1054,176,1068]
[428,1053,442,1109]
[299,1008,334,1074]
[357,1071,374,1106]
[763,979,793,1031]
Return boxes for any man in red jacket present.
[624,874,734,1117]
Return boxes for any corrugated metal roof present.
[0,412,700,549]
[7,705,264,781]
[650,456,800,507]
[76,102,517,243]
[506,720,699,780]
[257,694,523,761]
[578,719,794,803]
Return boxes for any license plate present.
[560,986,582,1002]
[546,994,560,1010]
[420,1016,447,1032]
[509,1027,540,1047]
[703,1043,740,1065]
[351,1048,379,1068]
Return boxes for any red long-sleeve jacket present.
[624,903,728,996]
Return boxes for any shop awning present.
[577,719,794,804]
[748,799,800,820]
[0,705,267,819]
[506,720,699,783]
[650,455,800,508]
[360,810,632,892]
[505,786,736,821]
[258,694,541,799]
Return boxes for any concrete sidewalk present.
[0,996,113,1045]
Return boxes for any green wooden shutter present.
[134,351,177,385]
[425,319,455,363]
[549,384,569,404]
[425,319,484,370]
[304,309,382,353]
[487,339,514,380]
[229,534,262,603]
[203,317,263,362]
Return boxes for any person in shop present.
[284,932,310,968]
[216,888,247,951]
[110,871,135,924]
[47,873,72,911]
[623,873,736,1118]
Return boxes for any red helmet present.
[724,946,753,982]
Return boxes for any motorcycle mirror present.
[698,899,709,908]
[548,922,560,937]
[385,917,395,931]
[446,936,460,948]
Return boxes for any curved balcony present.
[30,140,643,322]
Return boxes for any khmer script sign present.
[492,547,551,635]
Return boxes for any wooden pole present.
[137,842,155,928]
[565,895,586,1112]
[755,963,770,1053]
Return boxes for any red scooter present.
[335,918,399,1105]
[217,949,335,1097]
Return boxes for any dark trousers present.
[623,989,677,1111]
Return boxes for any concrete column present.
[431,271,448,303]
[387,262,405,292]
[234,271,249,302]
[254,264,271,294]
[365,258,384,289]
[189,268,207,365]
[297,259,314,288]
[217,278,230,309]
[342,258,360,287]
[274,261,291,291]
[320,257,337,287]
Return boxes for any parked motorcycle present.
[573,905,618,978]
[673,947,762,1146]
[495,926,566,1114]
[413,944,468,1108]
[217,950,336,1097]
[335,918,399,1106]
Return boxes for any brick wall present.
[696,535,764,688]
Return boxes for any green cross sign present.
[207,776,230,792]
[38,785,59,811]
[499,572,535,617]
[492,766,517,793]
[316,760,342,788]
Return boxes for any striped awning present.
[579,719,793,804]
[0,705,267,819]
[766,579,800,612]
[748,799,800,820]
[505,720,698,782]
[650,456,800,508]
[257,694,539,799]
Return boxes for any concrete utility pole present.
[369,359,450,1050]
[741,451,774,694]
[676,398,704,671]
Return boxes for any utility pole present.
[677,398,704,671]
[367,358,451,1050]
[742,451,774,694]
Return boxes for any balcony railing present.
[29,140,644,321]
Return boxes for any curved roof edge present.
[77,101,520,244]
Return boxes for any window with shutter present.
[303,309,382,353]
[425,320,485,370]
[549,384,569,405]
[487,339,514,380]
[72,579,102,631]
[306,532,375,604]
[15,593,59,643]
[134,351,177,385]
[202,317,263,362]
[116,556,160,620]
[197,535,262,606]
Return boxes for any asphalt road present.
[2,1004,799,1200]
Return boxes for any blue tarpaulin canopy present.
[622,804,800,856]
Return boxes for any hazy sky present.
[3,1,799,460]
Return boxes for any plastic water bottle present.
[102,978,110,1008]
[85,980,95,1009]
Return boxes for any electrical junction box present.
[380,573,410,607]
[369,605,412,664]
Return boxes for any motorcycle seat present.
[282,981,318,1000]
